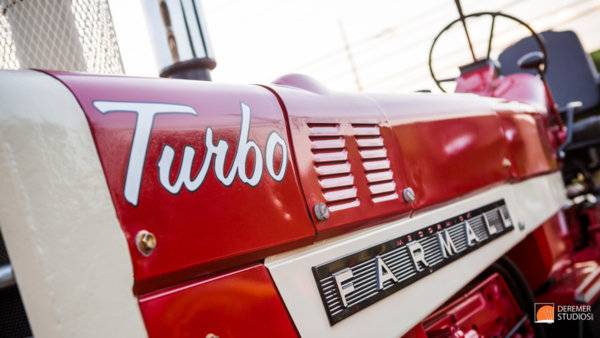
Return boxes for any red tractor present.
[1,2,600,338]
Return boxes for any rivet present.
[502,158,512,168]
[206,334,220,338]
[402,187,416,203]
[135,230,157,256]
[314,203,330,221]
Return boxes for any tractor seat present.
[568,115,600,149]
[499,30,600,114]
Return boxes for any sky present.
[113,0,600,93]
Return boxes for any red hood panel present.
[46,71,557,291]
[269,84,557,235]
[48,72,315,293]
[266,85,412,236]
[372,94,512,210]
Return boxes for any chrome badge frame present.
[312,200,513,325]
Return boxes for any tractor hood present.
[44,71,557,293]
[268,75,556,236]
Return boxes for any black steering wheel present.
[428,11,548,92]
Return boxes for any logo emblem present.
[535,303,555,324]
[93,101,288,206]
[312,200,514,325]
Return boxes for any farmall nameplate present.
[312,200,513,325]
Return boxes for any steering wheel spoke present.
[486,14,497,59]
[438,77,457,83]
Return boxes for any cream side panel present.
[266,172,566,338]
[0,70,147,338]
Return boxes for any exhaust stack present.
[144,0,216,80]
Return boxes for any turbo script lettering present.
[93,101,288,205]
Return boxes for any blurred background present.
[1,0,599,93]
[198,0,600,92]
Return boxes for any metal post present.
[0,264,15,289]
[143,0,216,80]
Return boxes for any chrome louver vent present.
[352,124,398,203]
[309,123,359,212]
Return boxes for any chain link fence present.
[0,0,123,74]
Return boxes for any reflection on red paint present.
[139,265,298,338]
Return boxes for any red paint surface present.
[508,213,569,290]
[445,62,557,181]
[416,273,534,337]
[372,94,512,209]
[491,74,548,111]
[267,84,411,236]
[455,63,547,112]
[521,207,600,305]
[535,258,600,305]
[47,72,315,293]
[391,115,510,209]
[510,208,600,305]
[455,62,498,95]
[38,69,569,338]
[270,78,558,235]
[46,70,560,293]
[498,112,557,179]
[139,264,298,338]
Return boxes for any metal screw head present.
[502,158,512,168]
[206,334,220,338]
[314,203,330,221]
[402,187,416,203]
[136,230,157,256]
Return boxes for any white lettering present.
[465,220,480,246]
[333,268,355,308]
[94,101,289,205]
[376,256,398,289]
[233,103,263,186]
[158,103,265,192]
[93,101,197,206]
[158,143,214,193]
[483,213,498,235]
[208,128,236,185]
[438,230,458,258]
[499,208,513,228]
[407,241,429,272]
[266,132,287,181]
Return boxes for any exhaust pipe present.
[144,0,216,80]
